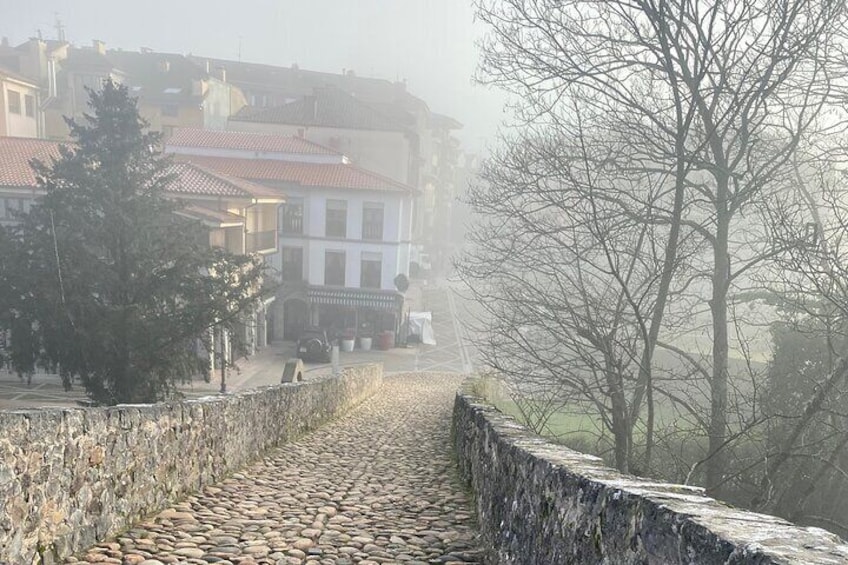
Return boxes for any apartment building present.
[0,67,40,138]
[164,127,415,342]
[0,136,282,358]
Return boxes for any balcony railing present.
[362,222,383,241]
[246,230,277,253]
[282,215,303,234]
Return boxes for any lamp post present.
[218,325,228,394]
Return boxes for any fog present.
[0,0,507,154]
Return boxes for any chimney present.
[158,59,170,73]
[92,39,106,55]
[215,66,226,82]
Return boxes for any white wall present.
[229,121,412,185]
[1,81,39,138]
[277,185,413,290]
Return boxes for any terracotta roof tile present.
[174,155,414,193]
[179,205,245,226]
[0,137,62,188]
[0,138,282,201]
[167,128,336,156]
[165,162,283,200]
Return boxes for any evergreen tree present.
[0,80,264,404]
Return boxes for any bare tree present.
[467,0,848,494]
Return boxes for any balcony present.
[282,215,303,235]
[246,230,277,254]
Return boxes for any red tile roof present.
[179,205,245,226]
[167,128,337,156]
[0,137,62,188]
[165,162,283,200]
[0,137,282,201]
[174,155,414,193]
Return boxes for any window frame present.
[362,202,384,241]
[325,199,347,238]
[24,94,35,118]
[360,252,382,289]
[324,250,346,286]
[281,198,304,235]
[7,90,21,115]
[281,246,304,282]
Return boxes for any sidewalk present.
[0,279,432,409]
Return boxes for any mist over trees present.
[0,81,265,405]
[459,0,848,534]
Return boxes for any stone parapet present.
[453,382,848,564]
[0,364,382,564]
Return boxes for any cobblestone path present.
[65,373,483,565]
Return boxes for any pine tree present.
[0,80,264,404]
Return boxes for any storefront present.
[307,286,404,341]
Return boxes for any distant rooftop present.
[231,87,412,132]
[165,162,283,201]
[0,137,282,202]
[167,128,338,156]
[0,137,62,188]
[173,155,415,194]
[187,55,426,109]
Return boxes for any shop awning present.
[307,286,403,313]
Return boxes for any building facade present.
[164,127,415,343]
[0,136,281,366]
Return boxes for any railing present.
[246,230,276,253]
[362,222,383,241]
[282,215,303,234]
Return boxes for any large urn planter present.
[340,338,355,352]
[359,337,373,351]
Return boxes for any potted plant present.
[359,334,373,351]
[340,328,356,352]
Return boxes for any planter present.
[340,339,355,352]
[378,331,395,350]
[359,337,373,351]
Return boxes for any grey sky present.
[0,0,506,153]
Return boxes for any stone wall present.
[0,364,382,564]
[453,384,848,565]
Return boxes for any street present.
[0,282,479,409]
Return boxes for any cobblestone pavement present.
[65,373,484,565]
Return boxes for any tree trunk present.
[707,182,731,495]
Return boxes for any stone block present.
[453,381,848,564]
[281,358,304,383]
[0,363,383,564]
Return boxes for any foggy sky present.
[0,0,507,154]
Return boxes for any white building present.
[165,128,415,342]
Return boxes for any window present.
[161,104,179,117]
[325,251,346,286]
[7,90,21,114]
[24,95,34,118]
[281,247,304,282]
[362,203,384,241]
[1,198,24,220]
[360,252,382,289]
[281,198,303,234]
[325,199,347,238]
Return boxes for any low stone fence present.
[0,364,382,564]
[453,382,848,564]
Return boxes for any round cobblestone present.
[66,374,483,564]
